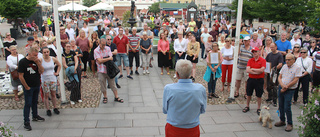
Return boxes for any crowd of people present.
[0,11,319,133]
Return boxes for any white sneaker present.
[70,101,75,105]
[173,74,177,78]
[200,58,203,61]
[143,70,146,75]
[78,100,82,103]
[146,70,150,74]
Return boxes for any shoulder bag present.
[10,55,19,80]
[301,58,313,82]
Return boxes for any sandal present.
[114,97,124,103]
[160,72,163,75]
[14,96,19,101]
[242,107,250,113]
[103,97,108,104]
[244,95,247,99]
[257,109,261,116]
[234,92,239,98]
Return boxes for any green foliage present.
[149,2,166,14]
[230,0,261,22]
[147,22,155,29]
[122,10,137,28]
[0,0,37,20]
[0,121,22,137]
[306,1,320,33]
[82,0,98,7]
[298,91,320,137]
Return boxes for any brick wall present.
[114,6,136,20]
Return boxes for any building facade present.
[196,0,233,10]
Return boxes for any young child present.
[203,42,222,99]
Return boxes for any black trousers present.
[70,66,82,102]
[129,51,140,68]
[81,51,89,72]
[294,75,309,104]
[267,74,278,104]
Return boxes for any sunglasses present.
[301,52,307,53]
[294,47,300,48]
[107,39,111,40]
[225,41,230,42]
[312,42,316,43]
[285,59,293,61]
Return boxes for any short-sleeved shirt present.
[62,51,76,67]
[113,35,129,53]
[76,38,90,52]
[238,45,253,69]
[106,43,117,62]
[250,39,263,49]
[275,40,292,52]
[94,46,113,73]
[247,57,266,79]
[18,58,41,87]
[201,33,210,44]
[279,63,302,89]
[265,52,283,68]
[128,34,140,51]
[188,21,196,32]
[140,39,152,54]
[60,33,68,48]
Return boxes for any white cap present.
[243,36,250,41]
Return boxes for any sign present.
[173,11,178,15]
[189,7,196,11]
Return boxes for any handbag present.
[103,59,120,79]
[10,55,19,80]
[301,58,313,82]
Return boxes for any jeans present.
[24,86,40,122]
[208,73,217,94]
[200,43,205,59]
[278,86,295,125]
[294,75,309,104]
[116,53,129,67]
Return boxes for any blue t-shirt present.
[275,40,292,52]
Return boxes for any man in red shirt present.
[113,27,133,79]
[60,27,69,48]
[242,47,266,115]
[212,20,220,32]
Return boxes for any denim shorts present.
[116,53,129,67]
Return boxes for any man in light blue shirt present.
[163,60,206,137]
[275,32,292,55]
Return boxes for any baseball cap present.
[27,37,34,41]
[215,20,218,23]
[243,36,250,41]
[252,47,260,52]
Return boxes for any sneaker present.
[53,108,60,115]
[24,122,32,131]
[266,99,272,102]
[135,70,139,75]
[149,64,153,68]
[127,75,133,80]
[273,103,277,107]
[285,124,293,132]
[118,75,123,79]
[107,85,110,89]
[116,83,121,88]
[32,115,45,122]
[130,70,133,75]
[56,94,60,99]
[274,121,286,127]
[70,101,75,105]
[78,99,82,103]
[146,70,150,74]
[173,74,177,78]
[47,110,52,116]
[143,70,146,75]
[212,93,219,98]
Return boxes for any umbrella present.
[87,2,113,11]
[38,1,52,7]
[58,2,88,11]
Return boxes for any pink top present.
[76,37,90,52]
[250,38,262,48]
[26,23,32,28]
[157,39,169,52]
[94,46,113,73]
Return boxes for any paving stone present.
[200,117,216,125]
[9,115,23,122]
[134,107,162,113]
[157,113,166,119]
[60,108,94,114]
[0,115,13,122]
[18,122,60,130]
[129,102,144,107]
[14,129,45,137]
[96,120,132,128]
[85,114,124,120]
[228,110,255,117]
[201,123,245,133]
[7,122,22,130]
[129,96,143,103]
[125,113,158,120]
[202,111,231,117]
[234,130,272,137]
[82,128,115,136]
[50,114,86,121]
[213,116,254,124]
[226,104,243,110]
[115,127,159,136]
[266,129,299,137]
[58,121,97,128]
[94,107,133,113]
[200,132,237,137]
[133,119,166,127]
[241,123,270,130]
[205,105,228,111]
[41,129,83,137]
[0,110,22,115]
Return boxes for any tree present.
[306,1,320,33]
[0,0,37,28]
[230,0,261,23]
[82,0,99,7]
[149,2,166,14]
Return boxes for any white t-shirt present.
[201,33,210,43]
[81,27,89,37]
[290,39,302,49]
[221,46,235,65]
[170,17,175,23]
[65,28,75,42]
[226,24,231,30]
[7,54,24,71]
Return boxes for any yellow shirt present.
[188,21,196,32]
[187,41,200,56]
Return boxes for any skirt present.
[158,51,170,67]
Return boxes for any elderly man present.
[163,60,206,137]
[275,32,292,57]
[250,32,263,49]
[275,53,302,132]
[18,46,45,131]
[128,27,140,75]
[243,47,266,115]
[94,38,124,104]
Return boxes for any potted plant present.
[88,15,96,23]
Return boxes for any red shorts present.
[165,123,200,137]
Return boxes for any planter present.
[89,20,94,23]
